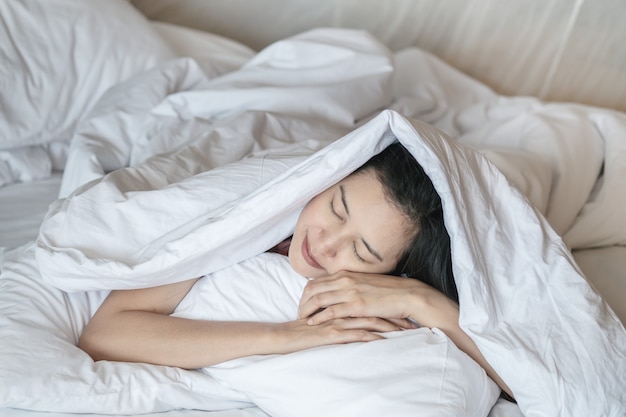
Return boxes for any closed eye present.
[353,243,368,263]
[330,198,343,221]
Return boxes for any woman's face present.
[289,170,415,278]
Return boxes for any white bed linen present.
[30,28,626,412]
[150,21,255,77]
[0,1,255,191]
[31,100,626,416]
[390,48,626,250]
[0,16,256,257]
[0,0,174,188]
[1,12,624,416]
[0,174,61,259]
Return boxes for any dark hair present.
[355,141,458,302]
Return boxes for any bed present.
[1,1,625,417]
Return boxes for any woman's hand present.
[298,271,426,325]
[270,317,404,354]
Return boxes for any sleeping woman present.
[78,142,513,399]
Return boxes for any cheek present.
[293,204,312,238]
[361,262,398,275]
[325,252,391,276]
[295,194,327,229]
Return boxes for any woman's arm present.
[79,278,403,369]
[298,272,514,399]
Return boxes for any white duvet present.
[1,10,625,417]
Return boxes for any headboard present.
[131,0,626,113]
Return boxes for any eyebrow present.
[340,185,384,263]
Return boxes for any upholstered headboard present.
[131,0,626,112]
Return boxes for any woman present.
[79,142,512,398]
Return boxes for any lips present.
[301,234,322,269]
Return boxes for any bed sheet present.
[1,8,625,417]
[0,174,61,260]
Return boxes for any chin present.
[288,253,306,276]
[297,264,317,279]
[288,254,316,278]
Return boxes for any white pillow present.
[175,253,501,417]
[0,0,174,150]
[207,328,499,417]
[151,21,255,78]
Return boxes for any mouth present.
[301,234,322,269]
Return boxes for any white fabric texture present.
[0,0,172,188]
[0,2,255,189]
[0,0,174,150]
[0,146,52,187]
[391,48,626,250]
[150,21,255,77]
[1,25,625,417]
[0,244,254,414]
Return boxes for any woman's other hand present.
[270,317,403,354]
[298,271,432,325]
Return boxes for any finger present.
[302,271,358,295]
[333,329,385,344]
[298,280,333,318]
[307,302,364,325]
[385,318,419,329]
[335,317,404,333]
[307,304,339,325]
[299,276,345,302]
[299,289,348,320]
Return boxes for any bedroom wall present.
[132,0,626,112]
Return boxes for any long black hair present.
[355,141,458,302]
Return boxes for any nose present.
[316,227,344,258]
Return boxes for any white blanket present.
[4,28,626,417]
